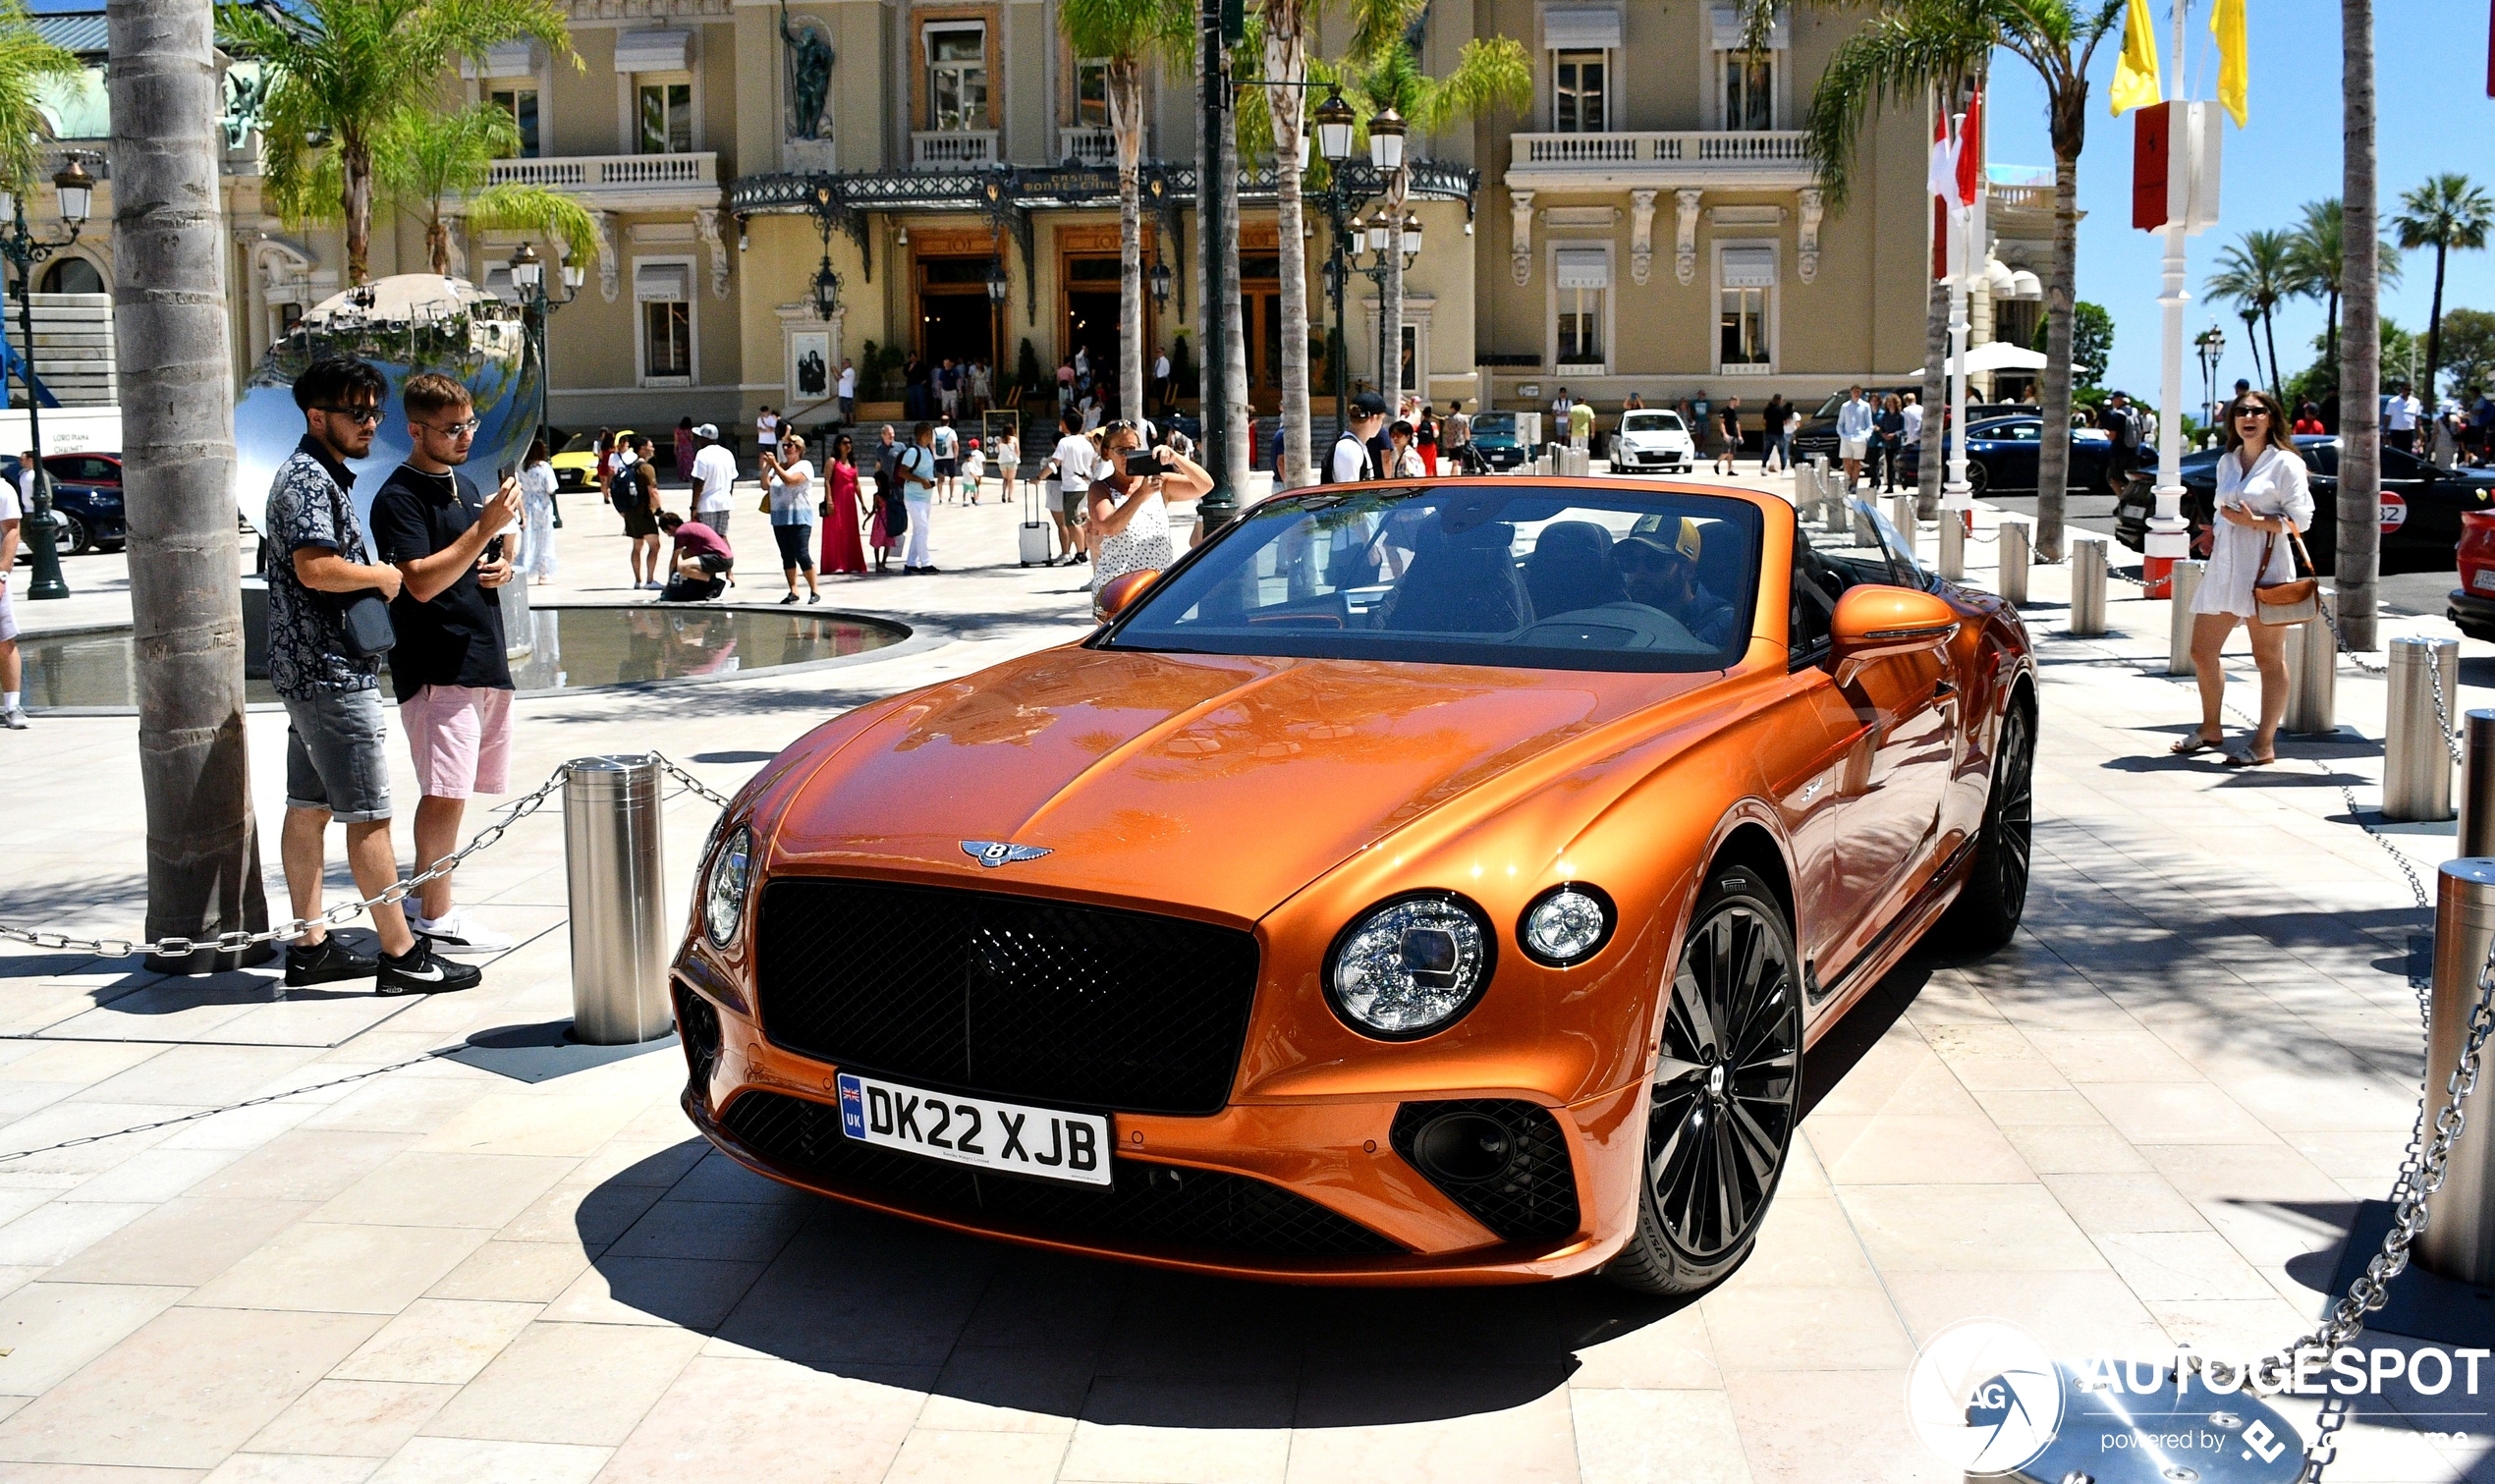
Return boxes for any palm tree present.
[2205,229,2296,401]
[221,0,576,285]
[0,1,77,194]
[1060,0,1190,428]
[1259,0,1314,485]
[2285,197,2400,373]
[1344,16,1528,417]
[376,103,596,275]
[2392,172,2495,405]
[1806,0,2123,563]
[2338,0,2379,649]
[113,0,274,969]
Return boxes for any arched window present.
[40,258,102,295]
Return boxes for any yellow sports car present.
[550,428,633,494]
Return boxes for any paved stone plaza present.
[0,481,2488,1481]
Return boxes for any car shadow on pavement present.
[579,1143,1701,1426]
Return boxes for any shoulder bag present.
[332,589,397,658]
[2252,525,2319,626]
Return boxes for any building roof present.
[30,12,107,55]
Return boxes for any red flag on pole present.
[1930,109,1953,280]
[1956,88,1983,207]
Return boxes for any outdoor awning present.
[614,28,692,74]
[1709,5,1790,48]
[921,20,987,59]
[462,40,538,80]
[1541,5,1623,50]
[1947,341,2051,375]
[634,263,690,302]
[1554,247,1610,289]
[1720,246,1776,288]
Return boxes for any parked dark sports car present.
[2113,436,2495,575]
[0,452,124,554]
[1898,414,2115,494]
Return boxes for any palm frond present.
[465,182,597,263]
[1803,0,1992,215]
[0,1,85,195]
[2394,173,2495,255]
[2204,228,2297,314]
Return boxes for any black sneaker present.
[285,937,377,987]
[377,941,482,996]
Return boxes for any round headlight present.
[1520,883,1615,966]
[1325,893,1495,1040]
[702,825,754,948]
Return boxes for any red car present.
[2450,509,2495,639]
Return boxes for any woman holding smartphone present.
[2177,390,2312,767]
[1088,419,1209,586]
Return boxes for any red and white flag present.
[1956,88,1984,207]
[1927,109,1959,205]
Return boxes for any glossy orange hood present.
[764,646,1726,923]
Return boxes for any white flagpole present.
[1943,113,1974,517]
[2144,4,2196,594]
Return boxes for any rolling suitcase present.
[1020,477,1054,567]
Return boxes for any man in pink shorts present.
[369,373,525,953]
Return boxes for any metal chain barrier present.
[2424,645,2469,768]
[0,1047,459,1166]
[0,753,738,961]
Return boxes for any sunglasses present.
[2234,408,2271,419]
[317,405,381,425]
[421,417,482,438]
[1618,546,1689,573]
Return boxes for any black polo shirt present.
[367,464,511,703]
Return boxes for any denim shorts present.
[283,687,393,823]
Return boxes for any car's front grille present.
[752,878,1260,1116]
[1389,1099,1581,1244]
[720,1089,1405,1259]
[675,984,722,1113]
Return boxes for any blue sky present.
[1983,1,2494,407]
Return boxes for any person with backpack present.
[1328,392,1388,483]
[2101,391,2145,500]
[617,434,663,588]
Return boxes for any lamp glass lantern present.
[51,159,91,227]
[1148,254,1172,309]
[1366,217,1391,256]
[1401,211,1422,256]
[811,258,842,320]
[562,262,585,290]
[1366,106,1405,172]
[1313,89,1357,166]
[983,256,1009,305]
[508,242,542,291]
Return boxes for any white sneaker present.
[411,907,516,954]
[0,707,27,730]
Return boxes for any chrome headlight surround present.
[1323,891,1498,1041]
[701,824,755,949]
[1518,883,1616,967]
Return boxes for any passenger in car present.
[1617,522,1739,648]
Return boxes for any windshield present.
[1101,485,1763,673]
[1471,412,1518,439]
[561,433,597,455]
[1620,412,1687,434]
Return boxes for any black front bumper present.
[2452,585,2495,634]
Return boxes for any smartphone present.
[1124,451,1161,477]
[485,535,506,564]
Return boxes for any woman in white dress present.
[2178,391,2313,767]
[516,438,558,585]
[1088,419,1210,587]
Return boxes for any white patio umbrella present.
[1946,341,2051,376]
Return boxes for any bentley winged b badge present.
[962,840,1052,868]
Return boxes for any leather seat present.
[1524,520,1627,618]
[1378,522,1531,633]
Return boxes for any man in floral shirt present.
[264,355,478,997]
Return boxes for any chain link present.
[2424,646,2469,767]
[0,754,739,961]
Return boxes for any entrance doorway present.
[1240,249,1281,414]
[1062,254,1124,401]
[915,253,999,372]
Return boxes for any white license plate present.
[2473,568,2495,593]
[835,1072,1112,1186]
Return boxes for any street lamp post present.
[0,157,94,601]
[506,242,584,471]
[1302,88,1407,445]
[983,255,1009,419]
[2193,323,2226,440]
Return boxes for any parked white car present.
[1610,410,1696,473]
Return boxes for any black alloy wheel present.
[1606,867,1802,1295]
[1966,459,1990,497]
[53,511,90,555]
[1940,695,2034,953]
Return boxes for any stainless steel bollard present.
[2387,636,2461,823]
[2465,710,2495,856]
[1792,461,1815,511]
[1889,493,1916,551]
[1937,513,1965,581]
[2167,560,2204,677]
[2284,588,2338,736]
[1999,520,2030,606]
[2068,537,2107,637]
[2418,857,2495,1287]
[563,754,675,1045]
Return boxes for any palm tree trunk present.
[2337,0,2380,649]
[343,136,373,286]
[2245,327,2262,392]
[111,0,274,973]
[426,216,450,277]
[1219,100,1248,482]
[1380,178,1406,412]
[1114,65,1144,426]
[2261,306,2282,401]
[1265,10,1310,488]
[2325,286,2340,371]
[1918,278,1944,506]
[2033,144,2080,561]
[2426,242,2449,405]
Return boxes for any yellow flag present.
[2211,0,2248,126]
[2109,0,2162,116]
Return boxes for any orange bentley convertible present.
[672,478,2033,1293]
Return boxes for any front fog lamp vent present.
[1389,1099,1580,1243]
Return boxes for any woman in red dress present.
[821,432,868,575]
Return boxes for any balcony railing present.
[1990,183,2053,210]
[912,130,998,168]
[1510,130,1813,176]
[486,153,716,190]
[1063,127,1118,166]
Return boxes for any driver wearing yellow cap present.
[1616,519,1738,647]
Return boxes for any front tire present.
[1606,867,1802,1296]
[53,512,90,554]
[1939,695,2034,954]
